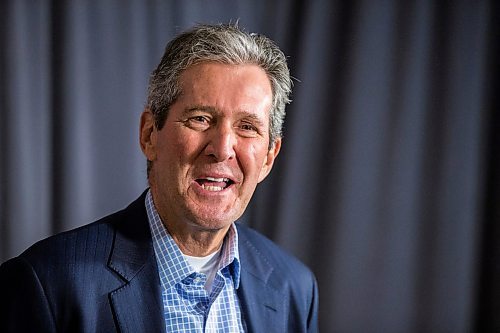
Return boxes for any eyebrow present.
[182,105,217,116]
[239,112,267,130]
[182,105,267,129]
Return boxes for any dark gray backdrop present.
[1,1,498,332]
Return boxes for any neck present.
[165,222,229,257]
[148,184,231,257]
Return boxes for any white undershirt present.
[184,249,221,292]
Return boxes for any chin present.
[199,213,236,227]
[187,209,242,231]
[180,195,250,230]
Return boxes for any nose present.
[205,123,236,161]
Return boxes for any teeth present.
[205,177,228,182]
[198,177,231,191]
[201,184,224,191]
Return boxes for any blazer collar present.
[237,228,286,333]
[107,191,166,333]
[105,193,286,333]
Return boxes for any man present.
[0,23,318,332]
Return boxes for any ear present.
[139,110,157,161]
[258,138,282,183]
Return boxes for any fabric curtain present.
[1,1,498,331]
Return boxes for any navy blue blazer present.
[0,192,319,332]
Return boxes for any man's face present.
[141,62,281,232]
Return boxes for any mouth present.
[195,177,235,192]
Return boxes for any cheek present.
[239,143,269,180]
[176,135,205,163]
[154,133,184,175]
[159,128,191,158]
[158,131,204,177]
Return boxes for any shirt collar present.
[220,221,241,289]
[145,190,241,290]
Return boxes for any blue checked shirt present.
[145,191,245,332]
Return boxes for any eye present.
[184,115,212,130]
[191,116,209,123]
[240,123,257,131]
[237,121,261,138]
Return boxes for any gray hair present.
[146,23,292,147]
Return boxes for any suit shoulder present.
[12,191,148,272]
[16,209,125,267]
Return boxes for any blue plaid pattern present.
[145,191,245,332]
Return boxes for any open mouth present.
[195,177,234,192]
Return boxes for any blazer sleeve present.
[308,275,319,333]
[0,257,57,333]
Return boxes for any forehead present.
[176,62,273,115]
[179,62,271,94]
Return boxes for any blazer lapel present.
[107,194,166,333]
[237,236,286,333]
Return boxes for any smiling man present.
[141,62,278,255]
[0,24,319,333]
